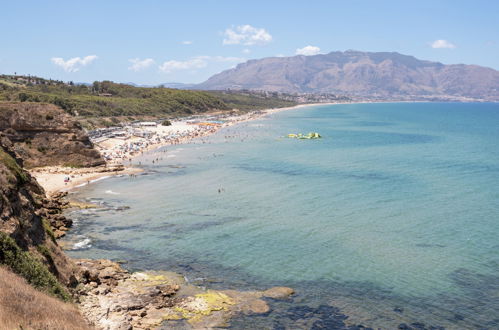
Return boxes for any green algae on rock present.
[76,259,294,329]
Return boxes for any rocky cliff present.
[196,50,499,101]
[0,102,104,168]
[0,134,78,291]
[0,134,94,328]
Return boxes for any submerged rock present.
[263,286,295,299]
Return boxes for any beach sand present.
[31,103,338,195]
[31,165,143,195]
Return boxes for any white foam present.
[91,176,112,183]
[72,238,92,250]
[74,175,112,188]
[166,154,176,158]
[105,190,120,195]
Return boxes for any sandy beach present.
[30,165,143,195]
[93,103,337,165]
[30,103,336,195]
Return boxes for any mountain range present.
[196,51,499,101]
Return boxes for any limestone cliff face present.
[0,102,104,168]
[0,134,78,287]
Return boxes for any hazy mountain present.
[160,82,196,89]
[122,82,195,89]
[196,51,499,101]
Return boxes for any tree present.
[92,81,100,93]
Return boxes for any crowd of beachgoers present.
[31,104,325,194]
[91,111,266,164]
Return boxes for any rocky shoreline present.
[0,101,298,329]
[38,187,293,329]
[3,102,342,329]
[0,101,304,329]
[73,258,294,329]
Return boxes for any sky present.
[1,0,498,85]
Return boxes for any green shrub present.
[0,233,70,301]
[161,120,172,126]
[36,244,52,261]
[0,148,28,184]
[42,218,56,243]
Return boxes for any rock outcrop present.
[41,191,74,238]
[75,259,294,329]
[0,102,104,168]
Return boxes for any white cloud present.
[128,58,155,72]
[431,39,456,49]
[159,58,207,73]
[197,55,246,63]
[296,45,321,56]
[51,55,98,72]
[223,25,272,46]
[181,41,193,45]
[242,48,251,54]
[159,56,245,73]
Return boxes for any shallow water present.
[64,103,499,329]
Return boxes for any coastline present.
[30,165,144,196]
[34,104,313,329]
[56,100,392,329]
[30,102,332,195]
[29,100,481,329]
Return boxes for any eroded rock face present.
[0,102,104,168]
[75,259,294,329]
[36,191,73,238]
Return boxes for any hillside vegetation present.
[0,75,296,120]
[207,90,296,111]
[0,232,70,301]
[0,266,90,330]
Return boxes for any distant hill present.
[160,82,196,89]
[196,51,499,101]
[0,75,296,128]
[0,77,228,118]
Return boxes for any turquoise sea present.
[64,102,499,329]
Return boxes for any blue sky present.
[1,0,498,84]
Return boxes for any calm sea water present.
[64,103,499,329]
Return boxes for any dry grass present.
[0,267,93,330]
